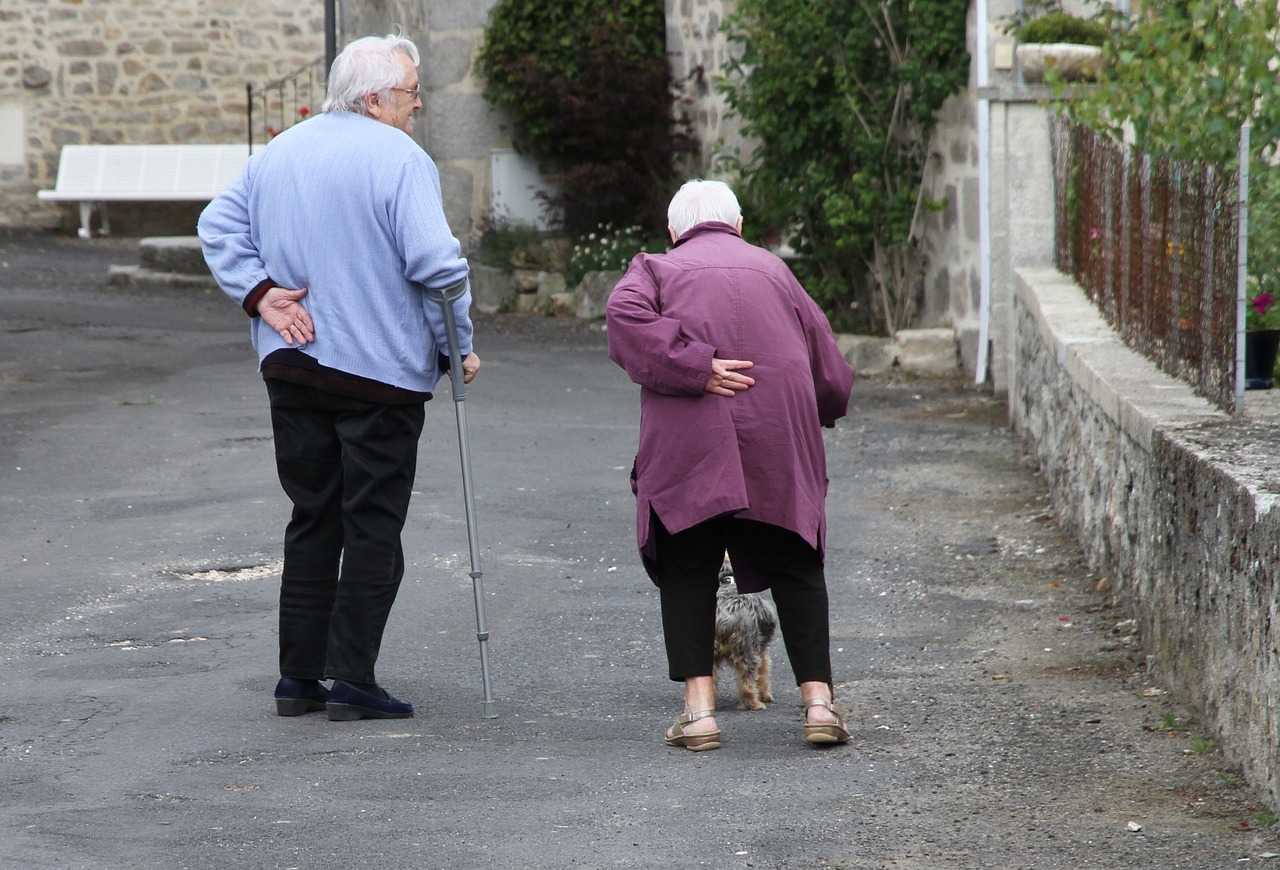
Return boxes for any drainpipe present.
[975,0,992,384]
[324,0,337,80]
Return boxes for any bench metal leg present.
[99,203,111,237]
[77,202,93,239]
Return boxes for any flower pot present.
[1016,43,1104,83]
[1245,329,1280,390]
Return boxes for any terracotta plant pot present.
[1245,329,1280,390]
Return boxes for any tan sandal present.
[664,708,721,752]
[803,698,850,746]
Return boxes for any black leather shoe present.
[274,677,330,716]
[326,681,414,720]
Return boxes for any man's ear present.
[735,216,743,233]
[363,92,381,118]
[668,226,678,245]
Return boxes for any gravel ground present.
[0,231,1276,869]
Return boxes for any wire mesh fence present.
[1051,117,1241,412]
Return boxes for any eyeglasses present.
[389,86,421,100]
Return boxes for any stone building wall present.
[0,0,324,231]
[663,0,748,175]
[339,0,508,244]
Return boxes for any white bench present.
[38,144,250,239]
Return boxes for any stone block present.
[836,334,897,376]
[896,328,959,374]
[422,37,473,90]
[436,160,474,240]
[468,263,512,314]
[426,91,507,161]
[957,325,983,378]
[547,292,576,317]
[512,268,541,293]
[428,0,501,31]
[574,270,622,320]
[514,291,540,313]
[139,236,209,275]
[535,271,567,300]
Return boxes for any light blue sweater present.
[198,111,472,393]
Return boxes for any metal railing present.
[246,58,326,154]
[1051,117,1242,412]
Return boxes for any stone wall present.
[664,0,748,175]
[1013,266,1280,809]
[339,0,508,243]
[0,0,324,231]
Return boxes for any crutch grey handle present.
[424,278,469,402]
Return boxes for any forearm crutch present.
[425,278,497,720]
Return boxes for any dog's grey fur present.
[714,555,778,709]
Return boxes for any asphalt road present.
[0,232,1276,869]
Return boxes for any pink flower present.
[298,105,311,118]
[1252,292,1274,316]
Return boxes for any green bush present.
[1017,11,1108,46]
[1062,0,1280,299]
[566,223,667,288]
[719,0,969,335]
[476,1,692,234]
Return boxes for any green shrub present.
[566,223,666,288]
[1062,0,1280,301]
[470,221,547,270]
[1017,11,1108,46]
[476,1,692,234]
[719,0,969,335]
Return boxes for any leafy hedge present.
[720,0,969,334]
[477,0,692,234]
[1062,0,1280,298]
[1016,12,1108,47]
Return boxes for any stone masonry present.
[339,0,509,243]
[664,0,749,174]
[1013,266,1280,809]
[0,0,324,231]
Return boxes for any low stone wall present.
[1012,266,1280,808]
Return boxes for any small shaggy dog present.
[714,555,778,710]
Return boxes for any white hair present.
[667,179,742,239]
[322,34,421,115]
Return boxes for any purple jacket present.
[606,222,854,592]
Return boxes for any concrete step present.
[107,264,220,293]
[835,328,960,376]
[138,236,209,276]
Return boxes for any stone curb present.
[107,264,220,292]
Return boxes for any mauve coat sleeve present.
[606,255,717,396]
[791,274,855,427]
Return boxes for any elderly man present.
[199,34,478,721]
[607,180,854,750]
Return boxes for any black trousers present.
[266,379,425,684]
[653,515,833,686]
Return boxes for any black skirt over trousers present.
[651,513,833,687]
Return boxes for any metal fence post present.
[1235,122,1250,411]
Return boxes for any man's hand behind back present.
[259,286,315,346]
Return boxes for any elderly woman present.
[606,180,855,751]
